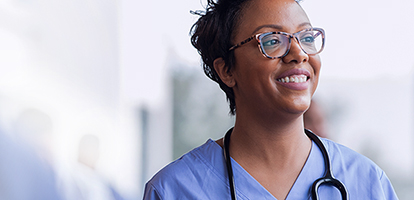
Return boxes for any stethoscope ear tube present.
[311,177,348,200]
[306,129,349,200]
[224,128,237,200]
[224,128,348,200]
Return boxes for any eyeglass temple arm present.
[229,36,256,51]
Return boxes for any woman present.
[143,0,399,199]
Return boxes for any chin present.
[289,96,312,114]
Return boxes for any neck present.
[229,112,311,169]
[218,107,313,200]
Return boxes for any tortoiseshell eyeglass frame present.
[228,27,325,59]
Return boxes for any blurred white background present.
[0,0,413,199]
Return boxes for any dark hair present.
[190,0,252,115]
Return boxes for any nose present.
[282,37,309,64]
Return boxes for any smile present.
[276,75,308,83]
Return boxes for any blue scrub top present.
[143,138,398,200]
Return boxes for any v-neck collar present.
[208,140,326,200]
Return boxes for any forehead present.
[236,0,310,35]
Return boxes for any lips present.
[275,68,311,90]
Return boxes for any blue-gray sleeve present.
[379,171,399,200]
[143,182,162,200]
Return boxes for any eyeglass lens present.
[259,30,323,58]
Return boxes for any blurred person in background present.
[0,128,62,200]
[60,134,125,200]
[143,0,398,199]
[304,99,328,138]
[13,108,125,200]
[13,108,55,164]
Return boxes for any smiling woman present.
[142,0,399,199]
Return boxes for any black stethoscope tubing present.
[223,128,348,200]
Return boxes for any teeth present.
[277,75,308,83]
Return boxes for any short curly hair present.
[190,0,252,115]
[190,0,302,115]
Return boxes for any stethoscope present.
[223,128,349,200]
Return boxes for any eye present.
[263,39,281,47]
[261,34,283,48]
[300,35,315,44]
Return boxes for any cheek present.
[309,55,322,75]
[233,47,265,77]
[309,55,322,92]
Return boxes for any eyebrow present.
[252,22,312,34]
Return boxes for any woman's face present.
[230,0,321,117]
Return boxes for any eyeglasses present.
[229,27,325,59]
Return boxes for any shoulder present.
[149,139,219,181]
[144,139,226,199]
[320,138,382,175]
[320,138,399,199]
[320,138,374,164]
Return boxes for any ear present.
[213,57,235,87]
